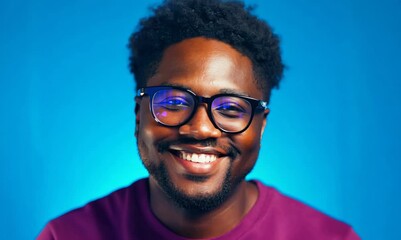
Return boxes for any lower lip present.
[172,153,222,175]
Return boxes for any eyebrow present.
[159,83,251,97]
[218,88,251,97]
[160,82,186,88]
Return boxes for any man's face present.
[136,37,268,211]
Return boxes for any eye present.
[214,102,247,118]
[155,97,191,111]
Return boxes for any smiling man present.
[38,0,360,239]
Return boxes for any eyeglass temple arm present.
[137,88,146,97]
[258,101,269,110]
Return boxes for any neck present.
[149,177,258,239]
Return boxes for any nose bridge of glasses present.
[196,95,213,105]
[194,95,217,122]
[183,96,220,132]
[191,97,214,123]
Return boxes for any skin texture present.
[136,37,269,238]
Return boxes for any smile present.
[168,144,227,168]
[168,147,226,176]
[179,151,218,163]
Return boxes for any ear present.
[134,98,141,138]
[260,108,270,139]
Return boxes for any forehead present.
[147,37,263,99]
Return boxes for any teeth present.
[179,152,217,163]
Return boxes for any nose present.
[178,104,222,139]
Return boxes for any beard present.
[137,136,249,213]
[146,160,234,212]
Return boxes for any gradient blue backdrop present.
[1,0,400,239]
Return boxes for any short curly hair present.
[128,0,284,100]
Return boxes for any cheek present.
[137,107,160,159]
[138,108,154,145]
[231,119,264,170]
[239,119,264,152]
[137,106,176,159]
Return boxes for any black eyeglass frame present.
[136,86,269,134]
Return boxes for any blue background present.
[1,0,400,239]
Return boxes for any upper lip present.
[168,144,228,157]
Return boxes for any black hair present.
[128,0,284,100]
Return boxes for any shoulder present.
[37,178,149,240]
[253,181,360,240]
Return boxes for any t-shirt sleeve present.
[344,228,361,240]
[36,223,55,240]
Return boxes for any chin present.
[151,161,234,212]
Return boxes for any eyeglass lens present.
[151,88,253,132]
[211,96,252,132]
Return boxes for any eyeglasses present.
[136,86,269,134]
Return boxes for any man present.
[38,0,360,239]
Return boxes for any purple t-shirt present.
[38,178,360,240]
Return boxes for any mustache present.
[157,137,239,159]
